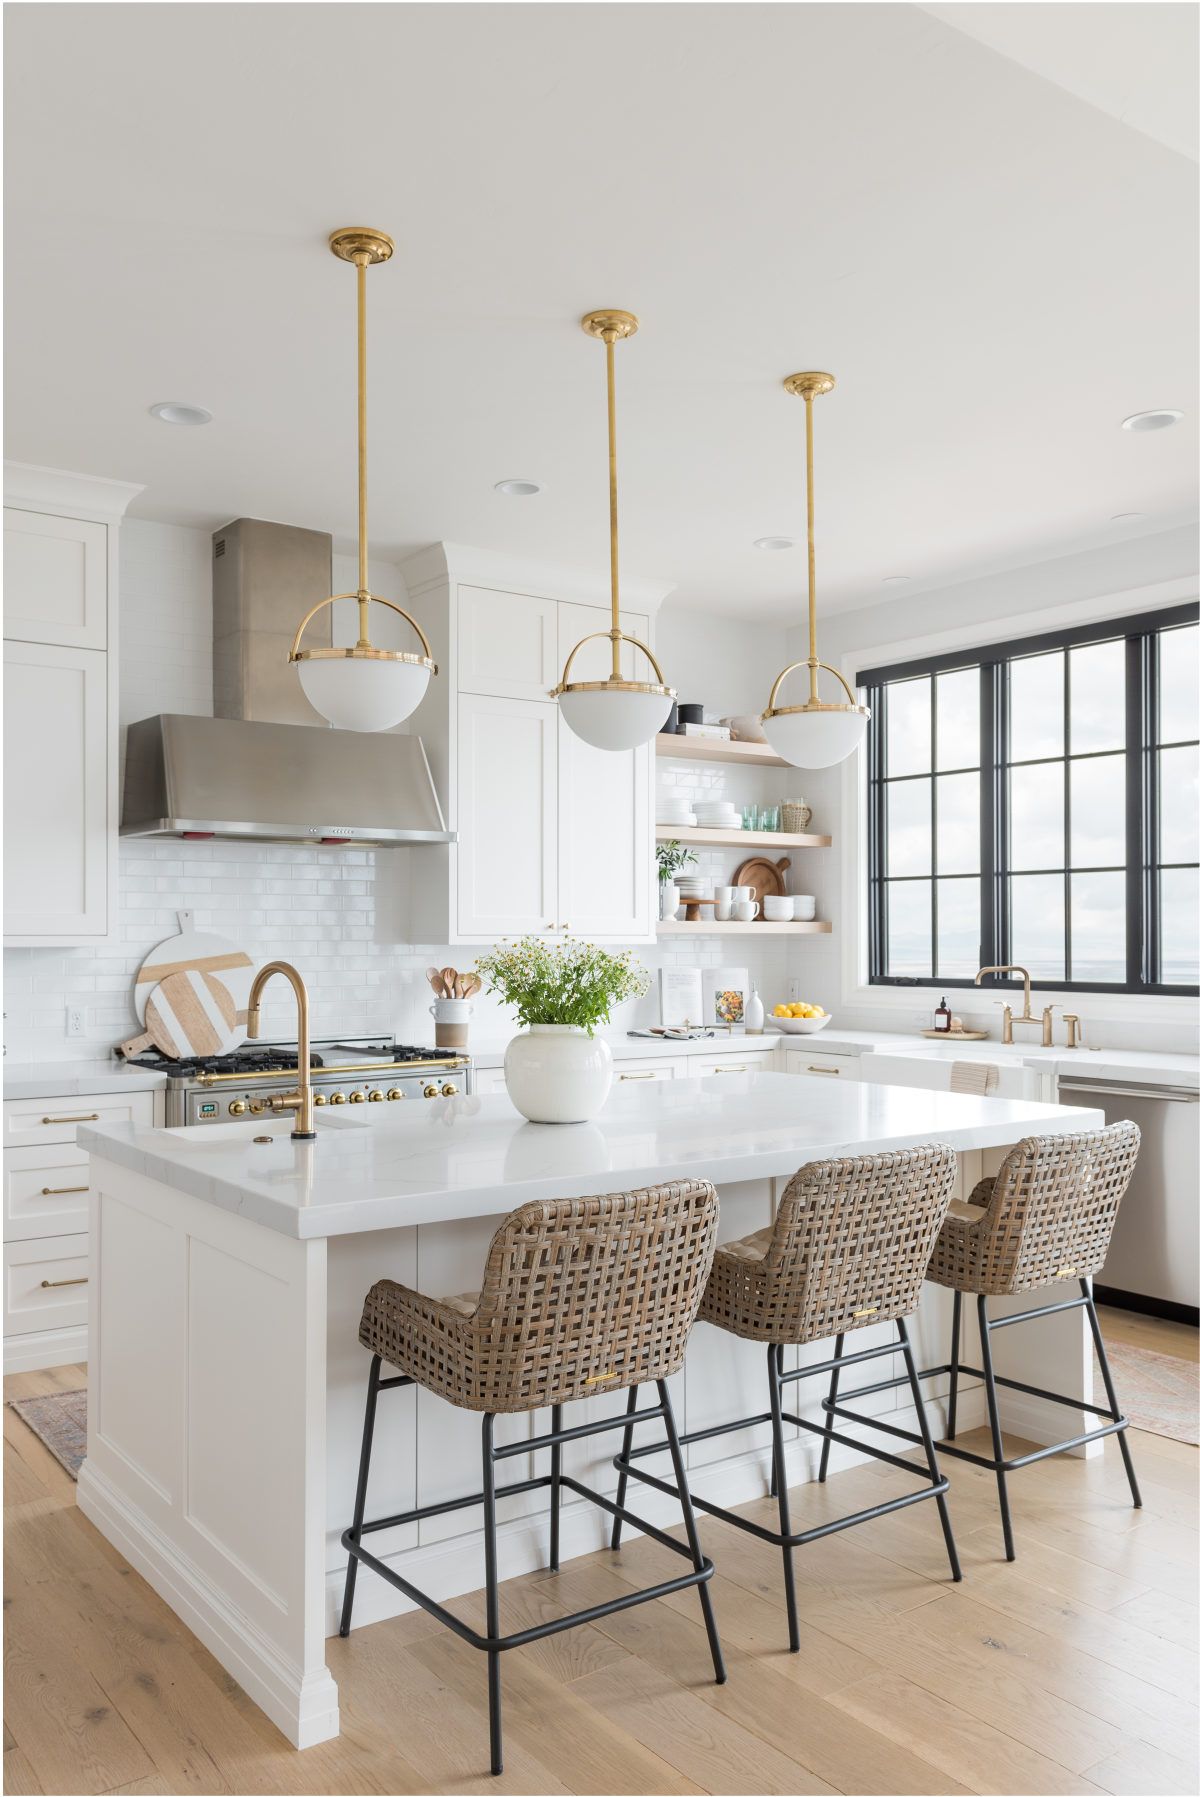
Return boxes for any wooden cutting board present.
[730,855,791,901]
[133,910,254,1024]
[120,970,248,1060]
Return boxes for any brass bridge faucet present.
[246,960,316,1139]
[974,964,1054,1047]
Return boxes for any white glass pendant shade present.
[557,684,673,750]
[760,704,868,768]
[296,654,431,732]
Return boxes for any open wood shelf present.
[656,919,832,936]
[655,825,831,850]
[655,734,790,768]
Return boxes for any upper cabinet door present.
[457,586,559,701]
[556,602,653,942]
[456,692,558,940]
[4,508,108,650]
[4,642,109,940]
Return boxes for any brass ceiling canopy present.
[551,310,675,752]
[288,226,436,732]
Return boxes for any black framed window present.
[864,603,1199,995]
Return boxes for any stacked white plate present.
[692,800,741,830]
[657,798,697,828]
[675,875,710,898]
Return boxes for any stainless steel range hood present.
[121,714,452,844]
[120,518,452,845]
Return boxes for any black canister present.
[660,702,679,734]
[677,702,705,727]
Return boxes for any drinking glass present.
[760,805,779,832]
[742,804,758,831]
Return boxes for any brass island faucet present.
[974,964,1054,1046]
[246,961,316,1139]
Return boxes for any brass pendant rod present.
[355,253,370,646]
[605,331,621,680]
[804,391,818,704]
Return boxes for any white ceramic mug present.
[713,884,735,921]
[763,895,794,921]
[730,884,756,903]
[792,895,817,920]
[732,899,759,922]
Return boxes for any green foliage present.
[474,936,651,1035]
[656,839,697,884]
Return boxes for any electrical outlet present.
[66,1006,86,1038]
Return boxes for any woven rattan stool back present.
[927,1121,1140,1297]
[362,1179,719,1414]
[700,1145,957,1345]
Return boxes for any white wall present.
[4,525,799,1060]
[793,527,1200,1050]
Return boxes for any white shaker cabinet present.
[3,466,142,946]
[456,693,558,937]
[456,585,558,701]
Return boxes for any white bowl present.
[721,715,768,743]
[771,1014,831,1034]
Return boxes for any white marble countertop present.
[467,1029,779,1068]
[82,1070,1104,1241]
[790,1031,1198,1088]
[3,1057,169,1100]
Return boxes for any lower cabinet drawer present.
[784,1049,859,1080]
[3,1087,155,1149]
[4,1234,89,1337]
[4,1144,90,1240]
[688,1053,772,1078]
[614,1058,682,1083]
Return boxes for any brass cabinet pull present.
[40,1184,89,1197]
[619,1071,655,1080]
[40,1113,99,1125]
[806,1065,839,1076]
[40,1276,88,1289]
[711,1065,747,1073]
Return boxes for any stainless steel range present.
[126,1034,472,1127]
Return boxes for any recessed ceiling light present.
[149,401,212,427]
[1110,511,1145,523]
[494,478,541,496]
[753,536,795,551]
[882,575,911,586]
[1121,409,1183,433]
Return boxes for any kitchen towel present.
[949,1061,1000,1096]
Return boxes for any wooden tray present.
[730,855,791,901]
[919,1029,990,1042]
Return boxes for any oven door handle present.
[1058,1081,1198,1105]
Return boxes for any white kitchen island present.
[79,1072,1104,1750]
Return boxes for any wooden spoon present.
[442,966,457,998]
[426,966,447,997]
[461,972,482,999]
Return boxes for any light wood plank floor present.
[4,1310,1197,1796]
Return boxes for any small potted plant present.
[474,936,651,1123]
[656,840,696,922]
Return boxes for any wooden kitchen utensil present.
[133,911,254,1024]
[441,966,457,998]
[426,967,447,997]
[461,972,482,998]
[731,855,791,902]
[119,970,247,1060]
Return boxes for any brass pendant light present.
[551,310,675,751]
[289,228,437,731]
[760,372,870,767]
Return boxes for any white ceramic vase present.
[659,880,679,921]
[504,1024,614,1124]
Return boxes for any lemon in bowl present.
[771,1002,831,1035]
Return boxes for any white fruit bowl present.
[771,1014,831,1034]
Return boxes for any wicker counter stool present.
[823,1122,1142,1563]
[338,1180,726,1777]
[612,1145,962,1654]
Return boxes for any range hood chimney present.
[120,519,452,846]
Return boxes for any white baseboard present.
[78,1462,339,1749]
[4,1324,88,1373]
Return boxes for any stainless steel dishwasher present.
[1058,1075,1199,1314]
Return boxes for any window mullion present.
[980,661,1004,967]
[1128,632,1153,989]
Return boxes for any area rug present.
[1102,1341,1199,1445]
[7,1387,87,1478]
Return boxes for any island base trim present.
[78,1460,340,1750]
[3,1323,88,1373]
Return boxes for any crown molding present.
[4,462,144,521]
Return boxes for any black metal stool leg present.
[610,1384,639,1550]
[549,1403,563,1571]
[339,1353,382,1636]
[658,1379,726,1683]
[481,1414,503,1776]
[897,1318,961,1581]
[946,1290,962,1441]
[818,1333,845,1484]
[977,1295,1016,1561]
[1082,1279,1142,1509]
[767,1344,801,1652]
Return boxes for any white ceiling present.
[4,2,1197,619]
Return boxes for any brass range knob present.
[249,1100,267,1115]
[386,1088,405,1101]
[368,1089,384,1102]
[329,1092,347,1105]
[313,1093,327,1106]
[423,1084,440,1099]
[349,1090,366,1104]
[440,1083,459,1097]
[229,1100,248,1115]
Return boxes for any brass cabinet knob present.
[386,1087,405,1101]
[440,1083,459,1097]
[423,1084,440,1099]
[368,1089,384,1102]
[229,1100,248,1115]
[249,1100,267,1114]
[329,1092,347,1104]
[313,1093,327,1106]
[349,1090,367,1103]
